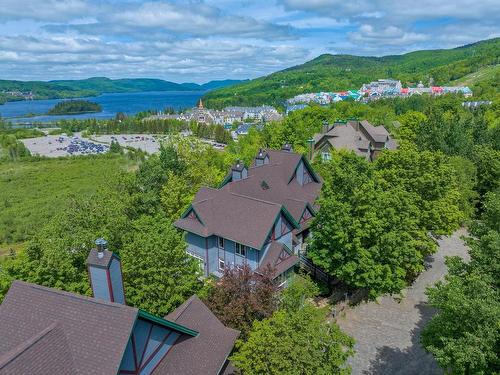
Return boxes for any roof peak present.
[12,281,134,311]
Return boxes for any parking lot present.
[21,134,108,157]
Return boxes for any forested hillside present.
[0,77,245,104]
[203,38,500,107]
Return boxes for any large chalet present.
[313,119,398,161]
[174,146,322,285]
[0,241,238,375]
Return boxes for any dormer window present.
[231,160,248,181]
[255,149,270,166]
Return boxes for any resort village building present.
[148,100,282,127]
[174,147,322,285]
[313,120,398,161]
[0,241,238,375]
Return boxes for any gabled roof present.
[0,281,235,375]
[256,242,299,277]
[157,296,240,375]
[314,120,398,157]
[0,281,138,375]
[175,150,321,248]
[175,190,294,249]
[0,323,74,375]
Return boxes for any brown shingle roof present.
[175,191,283,249]
[156,296,240,375]
[0,281,138,375]
[256,242,299,277]
[175,150,322,250]
[0,323,74,375]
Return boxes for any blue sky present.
[0,0,498,83]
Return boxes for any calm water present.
[0,90,205,123]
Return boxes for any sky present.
[0,0,498,83]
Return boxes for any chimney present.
[86,238,126,304]
[231,160,248,181]
[282,143,293,152]
[255,149,269,166]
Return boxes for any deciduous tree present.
[231,304,354,375]
[203,264,279,339]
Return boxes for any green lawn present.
[0,155,136,245]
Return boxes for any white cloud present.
[0,0,92,22]
[0,0,497,81]
[349,25,429,46]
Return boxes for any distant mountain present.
[0,77,246,104]
[180,79,248,90]
[203,38,500,107]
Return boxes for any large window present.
[235,243,247,257]
[187,251,204,273]
[218,237,225,249]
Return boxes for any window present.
[187,251,204,273]
[322,152,331,161]
[276,272,287,288]
[218,258,225,271]
[235,243,247,257]
[218,237,224,249]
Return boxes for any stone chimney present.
[231,160,248,181]
[255,149,270,166]
[86,238,126,304]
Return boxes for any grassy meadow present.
[0,155,136,248]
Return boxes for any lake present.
[0,90,205,123]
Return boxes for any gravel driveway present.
[336,229,470,375]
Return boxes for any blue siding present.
[110,257,125,304]
[139,332,180,375]
[119,318,181,375]
[296,161,304,185]
[276,231,293,250]
[207,235,218,275]
[134,319,150,364]
[120,339,136,372]
[89,266,111,302]
[216,239,259,271]
[185,232,206,259]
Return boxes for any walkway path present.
[336,229,470,375]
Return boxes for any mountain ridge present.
[0,77,246,104]
[203,37,500,107]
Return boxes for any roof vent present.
[95,238,107,259]
[260,180,270,190]
[282,143,293,152]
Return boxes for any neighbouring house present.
[174,146,322,285]
[0,240,239,375]
[313,119,398,161]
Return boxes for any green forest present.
[0,77,244,104]
[47,100,102,115]
[203,37,500,107]
[0,88,498,373]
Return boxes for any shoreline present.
[0,88,207,106]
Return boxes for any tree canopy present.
[421,191,500,374]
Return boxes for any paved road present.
[337,229,470,375]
